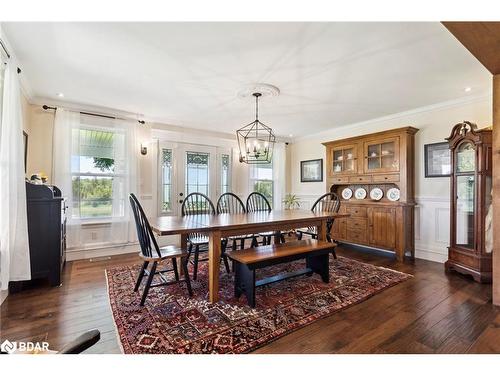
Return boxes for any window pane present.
[161,149,172,212]
[221,154,230,194]
[72,176,113,218]
[250,162,273,206]
[186,151,209,196]
[72,128,116,174]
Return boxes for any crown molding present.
[0,29,35,101]
[294,91,492,143]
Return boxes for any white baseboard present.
[66,243,139,261]
[1,289,8,306]
[66,235,181,261]
[415,246,448,263]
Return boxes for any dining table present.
[150,209,350,303]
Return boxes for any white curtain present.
[53,111,139,249]
[109,117,139,244]
[272,142,286,210]
[0,62,31,289]
[53,108,80,213]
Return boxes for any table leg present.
[208,230,222,303]
[317,219,327,242]
[179,233,188,276]
[273,230,281,244]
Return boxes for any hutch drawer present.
[348,175,372,183]
[372,174,400,183]
[345,206,367,217]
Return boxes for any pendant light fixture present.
[236,92,276,164]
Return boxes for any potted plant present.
[283,194,301,210]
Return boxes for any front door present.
[158,142,218,216]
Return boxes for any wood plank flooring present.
[1,245,499,354]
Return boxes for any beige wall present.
[289,97,492,262]
[22,101,55,181]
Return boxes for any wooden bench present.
[227,239,335,307]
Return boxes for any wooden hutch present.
[323,126,418,261]
[445,121,492,282]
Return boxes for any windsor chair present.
[296,192,340,258]
[129,193,192,306]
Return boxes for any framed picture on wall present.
[300,159,323,182]
[424,142,451,177]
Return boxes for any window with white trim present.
[71,127,126,219]
[249,162,273,206]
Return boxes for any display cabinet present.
[445,121,492,283]
[324,127,418,261]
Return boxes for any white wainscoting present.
[295,194,450,263]
[414,196,450,263]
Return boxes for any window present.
[71,127,126,219]
[221,153,230,194]
[249,162,273,206]
[186,151,209,196]
[160,148,173,212]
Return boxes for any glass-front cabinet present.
[363,137,400,173]
[446,121,492,283]
[330,144,357,175]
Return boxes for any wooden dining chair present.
[246,192,280,246]
[296,192,340,258]
[216,193,254,270]
[182,192,230,279]
[130,193,192,306]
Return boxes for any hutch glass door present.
[332,145,357,175]
[364,137,400,173]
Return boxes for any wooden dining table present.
[150,210,350,303]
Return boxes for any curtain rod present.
[0,38,11,59]
[42,105,146,124]
[0,38,22,73]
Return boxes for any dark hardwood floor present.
[1,245,499,354]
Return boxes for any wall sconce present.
[140,143,148,155]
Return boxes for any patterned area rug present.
[106,256,411,354]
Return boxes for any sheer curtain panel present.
[0,62,31,289]
[52,111,139,250]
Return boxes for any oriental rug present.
[105,256,411,354]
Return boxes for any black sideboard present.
[9,181,67,292]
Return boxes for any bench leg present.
[234,262,256,307]
[306,254,329,283]
[234,262,242,298]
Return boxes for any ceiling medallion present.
[236,90,276,164]
[237,83,280,99]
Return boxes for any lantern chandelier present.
[236,91,276,164]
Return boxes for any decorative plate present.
[354,188,367,200]
[341,188,353,200]
[387,188,401,201]
[370,188,384,201]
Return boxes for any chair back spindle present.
[310,192,341,233]
[217,193,246,214]
[182,192,216,216]
[246,192,272,213]
[129,193,162,258]
[181,192,216,244]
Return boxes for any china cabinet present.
[324,127,418,261]
[445,121,492,282]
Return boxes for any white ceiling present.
[3,22,492,137]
